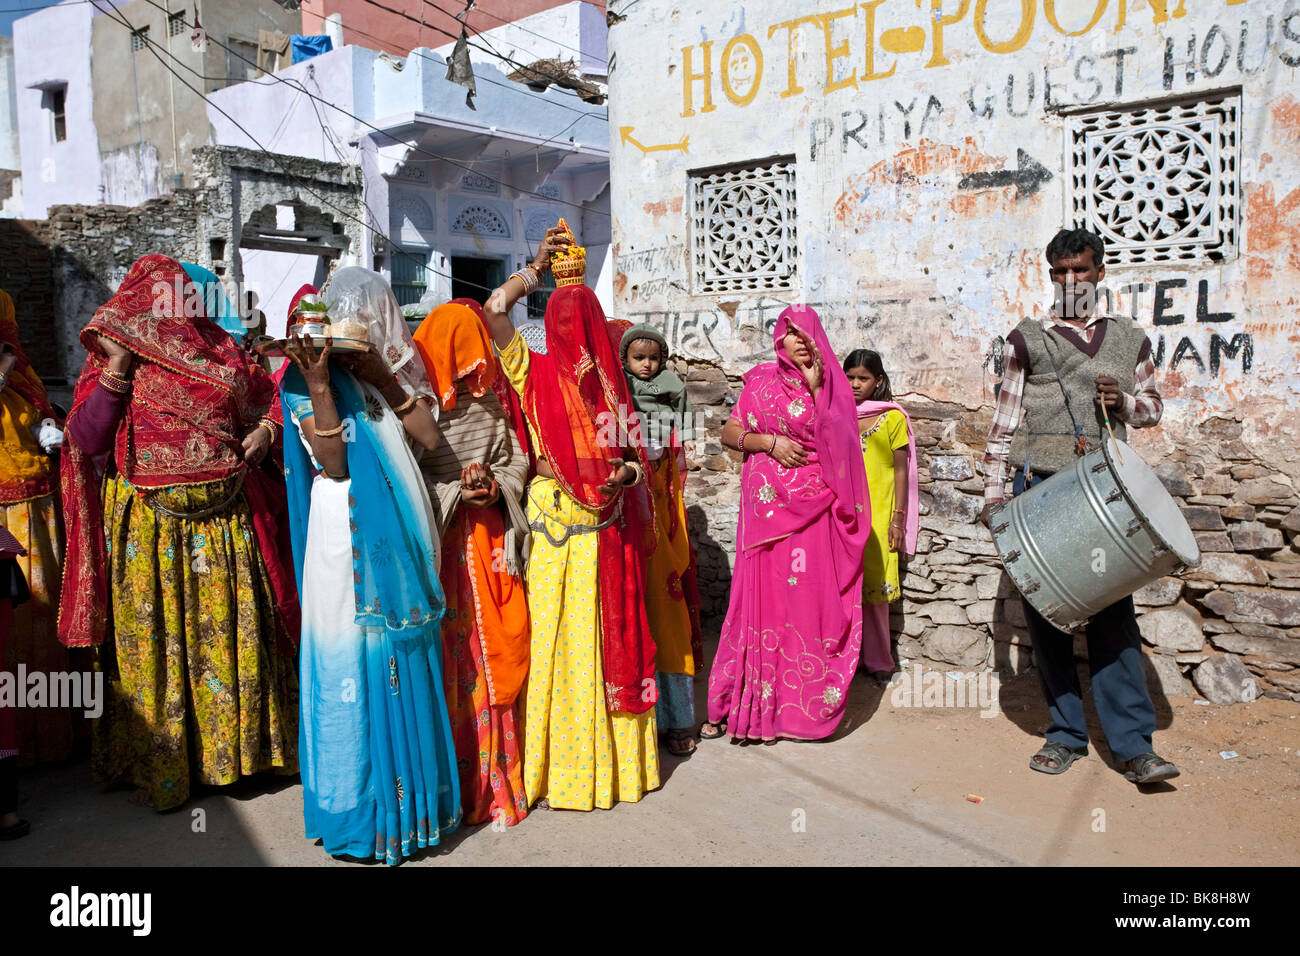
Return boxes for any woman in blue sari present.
[280,267,460,865]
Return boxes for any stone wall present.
[679,357,1300,705]
[0,217,57,381]
[3,145,363,401]
[41,192,205,393]
[611,0,1300,704]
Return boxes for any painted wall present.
[209,41,612,317]
[608,0,1300,484]
[89,0,300,205]
[302,0,604,59]
[13,1,101,217]
[0,37,19,172]
[430,1,609,80]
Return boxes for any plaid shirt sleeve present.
[982,338,1024,506]
[1114,340,1163,428]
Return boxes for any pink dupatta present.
[856,398,919,556]
[733,305,868,553]
[707,305,868,740]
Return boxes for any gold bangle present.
[258,420,278,442]
[623,461,642,487]
[391,391,418,415]
[314,422,346,438]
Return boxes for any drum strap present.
[1028,323,1098,477]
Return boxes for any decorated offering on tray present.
[259,294,373,355]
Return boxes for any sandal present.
[666,731,697,757]
[1122,752,1180,784]
[1029,741,1088,775]
[698,720,727,740]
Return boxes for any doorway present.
[451,255,507,305]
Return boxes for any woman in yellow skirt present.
[480,223,660,811]
[60,256,300,811]
[616,323,704,756]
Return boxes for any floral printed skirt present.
[93,473,298,811]
[707,515,862,742]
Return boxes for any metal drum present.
[990,437,1200,631]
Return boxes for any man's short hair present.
[1046,227,1106,268]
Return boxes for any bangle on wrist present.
[391,391,418,415]
[510,266,539,296]
[769,434,777,455]
[738,429,749,454]
[99,369,132,395]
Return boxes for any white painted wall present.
[609,0,1300,481]
[242,248,331,339]
[13,1,103,217]
[432,1,608,81]
[208,39,614,317]
[0,37,20,172]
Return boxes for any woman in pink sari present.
[701,305,869,742]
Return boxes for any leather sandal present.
[1029,741,1088,774]
[1122,752,1180,784]
[698,720,727,740]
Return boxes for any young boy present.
[619,325,703,756]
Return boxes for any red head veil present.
[273,284,319,387]
[519,285,657,714]
[59,255,299,650]
[605,318,632,356]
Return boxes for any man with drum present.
[980,227,1181,786]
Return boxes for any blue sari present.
[281,363,460,864]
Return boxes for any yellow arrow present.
[619,125,689,155]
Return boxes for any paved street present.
[6,661,1296,867]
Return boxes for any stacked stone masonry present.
[4,146,364,402]
[678,358,1300,707]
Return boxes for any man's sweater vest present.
[1008,316,1149,477]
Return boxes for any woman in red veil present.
[479,224,660,811]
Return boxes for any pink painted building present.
[301,0,604,59]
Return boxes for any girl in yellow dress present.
[843,350,917,676]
